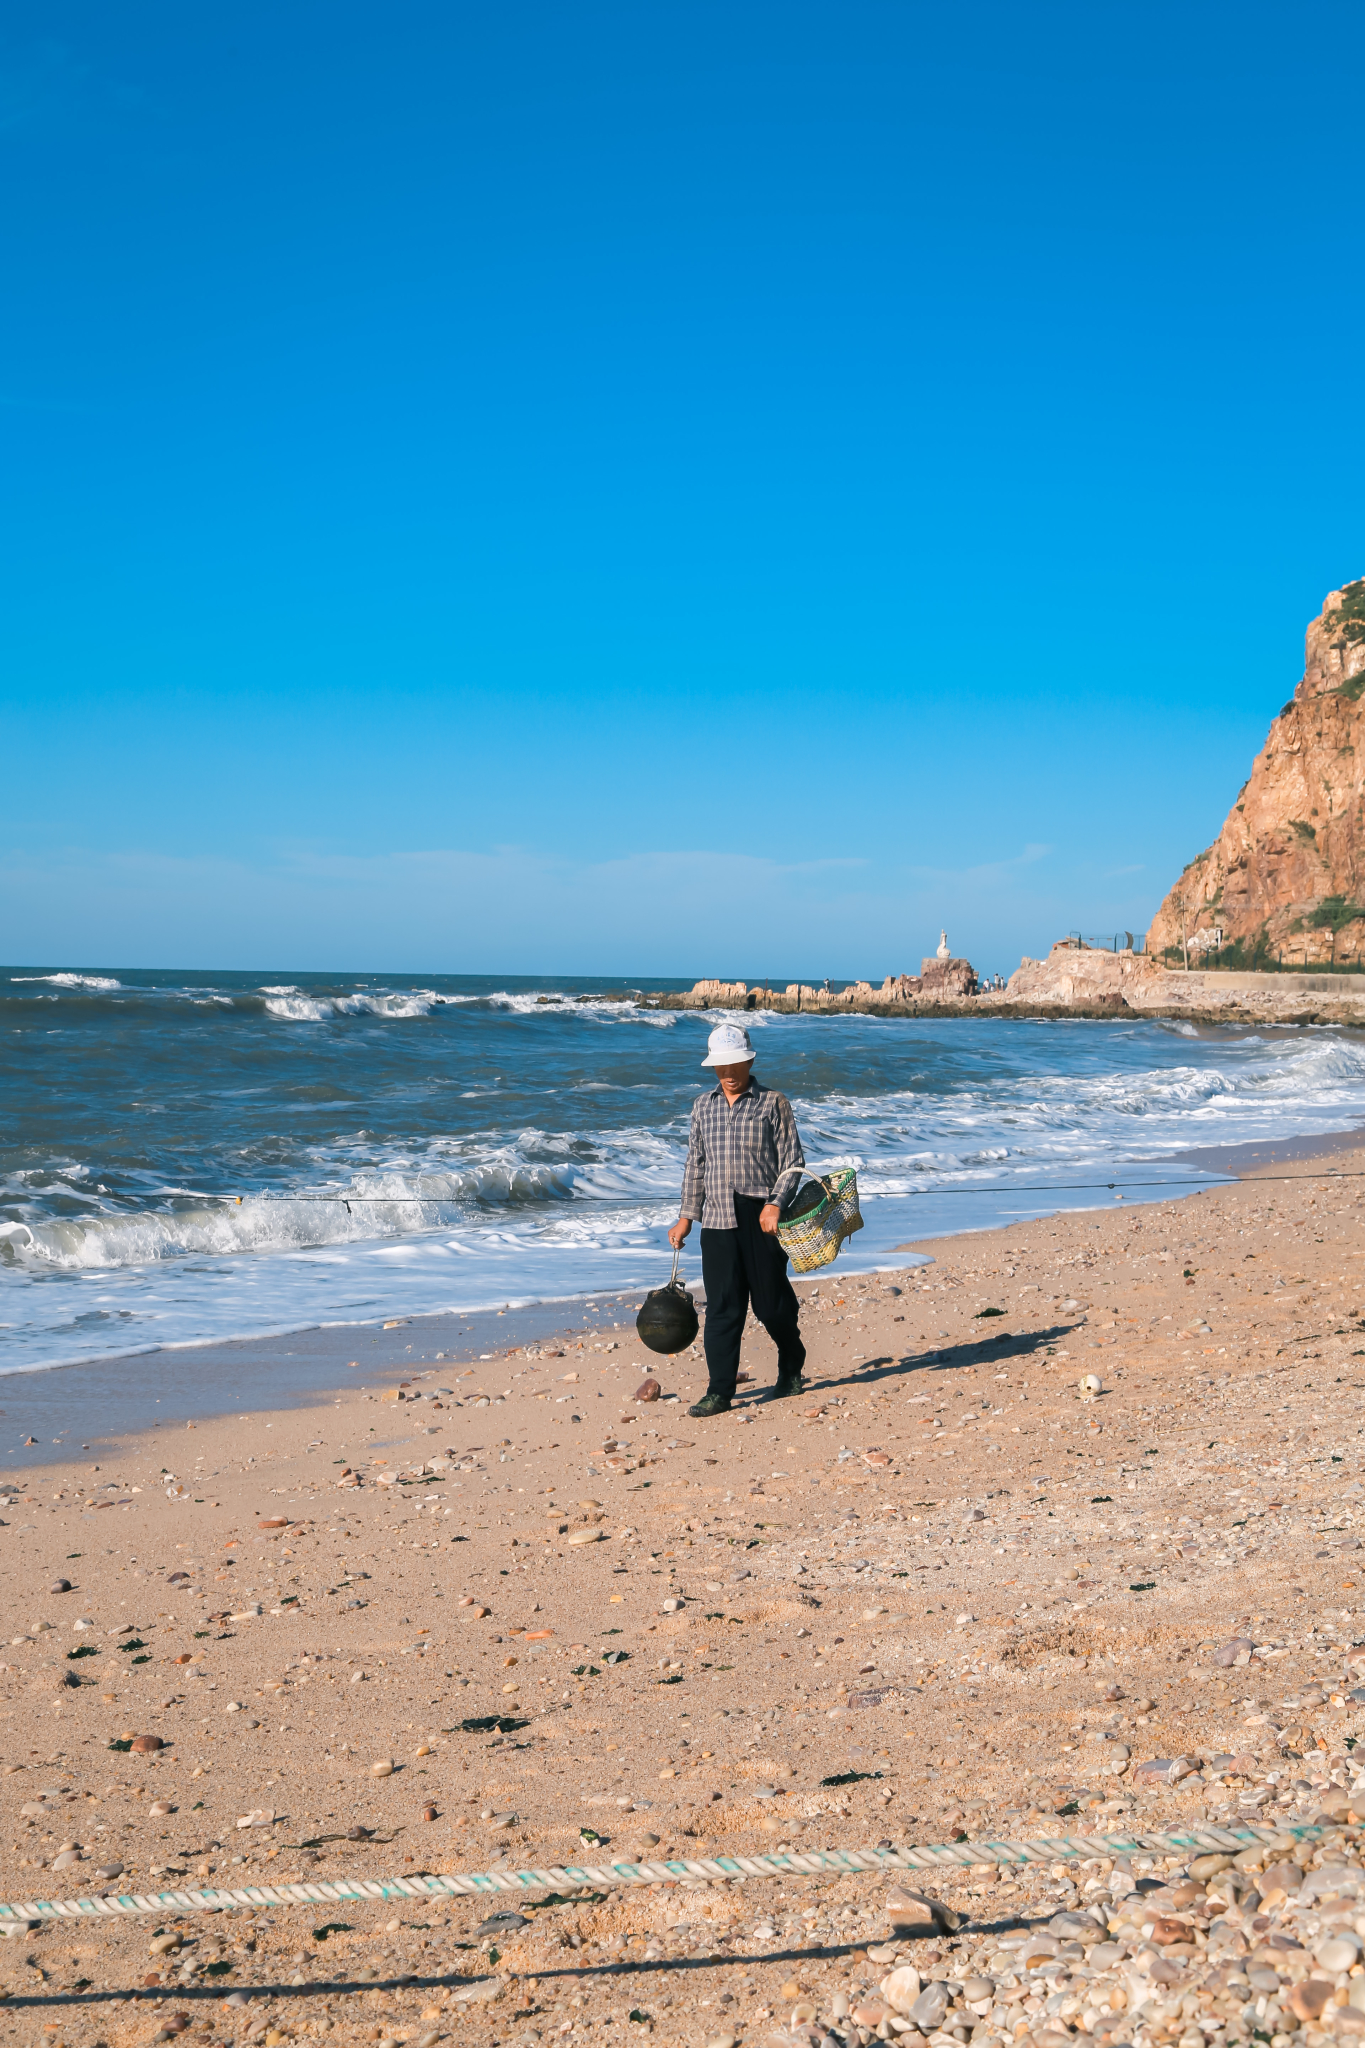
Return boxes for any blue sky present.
[4,1,1363,979]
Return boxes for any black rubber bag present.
[636,1249,700,1355]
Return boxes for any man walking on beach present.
[669,1022,808,1417]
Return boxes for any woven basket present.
[776,1168,863,1274]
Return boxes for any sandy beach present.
[11,10,1365,2044]
[7,1142,1365,2045]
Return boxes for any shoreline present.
[0,1292,665,1468]
[1169,1121,1365,1174]
[8,1118,1365,1461]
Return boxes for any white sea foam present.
[12,972,122,990]
[8,1125,683,1276]
[259,991,440,1020]
[260,993,335,1020]
[254,986,673,1025]
[477,990,677,1027]
[334,992,438,1019]
[254,987,505,1021]
[793,1030,1365,1199]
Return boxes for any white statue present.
[936,930,950,960]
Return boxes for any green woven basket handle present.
[783,1167,855,1213]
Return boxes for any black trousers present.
[700,1193,806,1400]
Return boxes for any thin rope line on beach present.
[83,1164,1365,1218]
[0,1820,1334,1927]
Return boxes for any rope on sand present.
[0,1819,1334,1928]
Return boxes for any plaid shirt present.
[679,1079,806,1229]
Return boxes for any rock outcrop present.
[686,980,750,1007]
[667,966,979,1013]
[1006,942,1151,1007]
[1147,577,1365,966]
[876,959,977,1001]
[1002,938,1365,1021]
[916,955,977,999]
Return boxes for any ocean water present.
[5,967,1365,1376]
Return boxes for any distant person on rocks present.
[668,1021,808,1417]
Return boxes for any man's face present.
[713,1060,754,1099]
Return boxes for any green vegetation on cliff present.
[1325,579,1365,697]
[1323,577,1365,646]
[1309,895,1365,933]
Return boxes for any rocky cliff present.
[1147,578,1365,966]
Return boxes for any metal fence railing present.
[1151,941,1365,975]
[1065,932,1146,954]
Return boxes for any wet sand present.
[0,1295,661,1472]
[1171,1123,1365,1176]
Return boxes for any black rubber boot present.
[688,1391,733,1418]
[767,1372,806,1401]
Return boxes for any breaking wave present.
[13,971,122,990]
[259,988,441,1021]
[4,972,678,1027]
[3,1125,685,1276]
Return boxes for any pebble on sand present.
[635,1378,661,1402]
[130,1735,165,1754]
[885,1886,958,1934]
[880,1965,923,2013]
[475,1910,528,1939]
[1290,1980,1335,2023]
[49,1577,71,1594]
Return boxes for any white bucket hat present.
[702,1022,755,1067]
